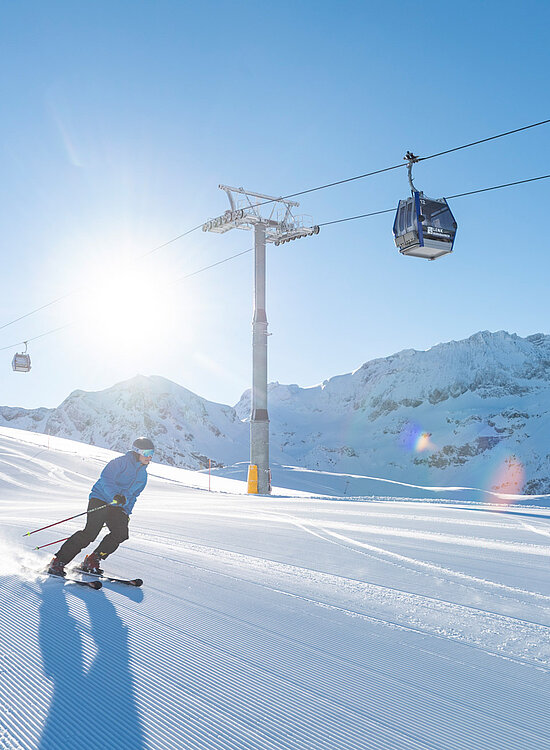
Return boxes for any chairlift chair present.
[12,342,31,372]
[393,152,457,260]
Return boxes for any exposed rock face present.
[235,330,550,493]
[1,375,248,470]
[3,331,550,493]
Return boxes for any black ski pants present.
[55,497,130,565]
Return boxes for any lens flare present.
[490,455,525,504]
[399,422,435,452]
[415,431,434,452]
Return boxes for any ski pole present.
[33,537,69,551]
[22,501,117,537]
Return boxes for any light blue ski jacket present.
[89,451,148,515]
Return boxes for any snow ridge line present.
[263,509,550,605]
[107,568,547,749]
[111,564,549,743]
[320,525,550,603]
[129,533,550,669]
[293,517,550,556]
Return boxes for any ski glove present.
[113,494,126,505]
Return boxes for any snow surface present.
[1,428,550,749]
[4,330,550,495]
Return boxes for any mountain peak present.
[2,329,550,492]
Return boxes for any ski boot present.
[47,557,66,577]
[80,553,104,575]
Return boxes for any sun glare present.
[79,258,179,355]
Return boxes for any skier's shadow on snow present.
[38,582,145,750]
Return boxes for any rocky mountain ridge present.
[2,330,550,493]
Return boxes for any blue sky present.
[1,0,549,409]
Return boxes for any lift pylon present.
[203,186,320,495]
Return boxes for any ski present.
[47,572,102,590]
[72,567,143,587]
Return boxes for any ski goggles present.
[134,448,155,458]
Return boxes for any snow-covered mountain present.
[3,330,550,493]
[236,330,550,494]
[0,375,248,470]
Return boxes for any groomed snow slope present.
[1,427,549,750]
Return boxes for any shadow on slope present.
[38,582,145,750]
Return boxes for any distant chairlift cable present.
[249,118,550,208]
[0,117,549,337]
[1,250,254,351]
[168,247,253,285]
[0,223,206,335]
[0,291,81,333]
[318,173,550,228]
[4,169,550,352]
[0,324,72,353]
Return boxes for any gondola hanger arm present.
[404,151,420,193]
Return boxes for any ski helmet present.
[132,437,155,457]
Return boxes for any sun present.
[79,258,177,355]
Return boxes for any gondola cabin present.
[393,191,457,260]
[12,352,31,372]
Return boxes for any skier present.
[47,437,155,577]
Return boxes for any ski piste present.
[47,571,102,589]
[72,567,143,587]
